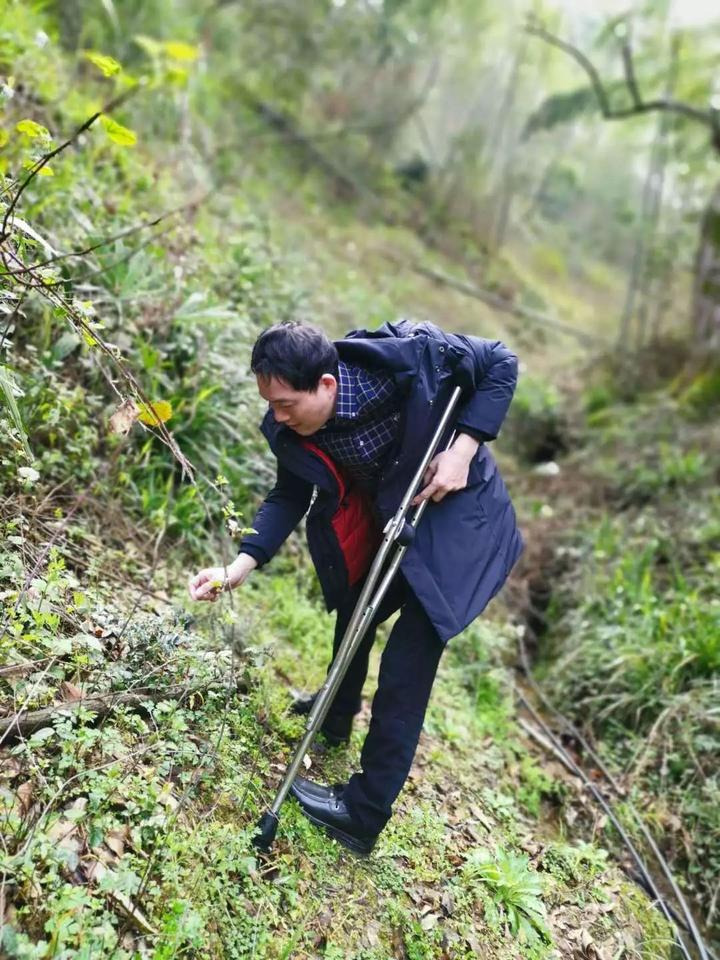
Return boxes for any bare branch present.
[621,40,643,109]
[527,22,613,115]
[526,21,718,140]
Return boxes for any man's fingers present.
[195,581,212,600]
[422,461,438,486]
[194,577,220,601]
[413,479,442,505]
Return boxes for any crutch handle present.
[395,521,415,546]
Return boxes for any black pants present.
[326,573,443,836]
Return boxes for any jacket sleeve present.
[446,334,519,441]
[239,463,314,568]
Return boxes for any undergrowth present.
[540,394,720,928]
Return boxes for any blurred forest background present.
[1,0,719,958]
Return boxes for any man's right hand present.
[188,553,258,602]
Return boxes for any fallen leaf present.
[85,858,108,882]
[107,889,157,935]
[105,826,130,858]
[60,681,83,701]
[421,912,440,931]
[391,927,408,959]
[16,781,33,815]
[441,891,454,916]
[0,758,22,780]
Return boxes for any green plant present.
[463,847,551,946]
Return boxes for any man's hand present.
[412,433,480,506]
[188,553,258,602]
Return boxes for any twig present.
[621,40,642,109]
[0,193,209,279]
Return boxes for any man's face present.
[256,374,337,436]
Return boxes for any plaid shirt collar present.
[331,361,361,422]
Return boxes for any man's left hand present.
[412,433,480,505]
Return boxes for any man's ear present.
[319,373,337,390]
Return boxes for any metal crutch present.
[253,386,462,852]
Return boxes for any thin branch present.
[2,246,196,481]
[0,193,209,279]
[378,248,607,347]
[621,40,643,109]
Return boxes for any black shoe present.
[290,692,353,746]
[290,775,377,856]
[290,692,317,716]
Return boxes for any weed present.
[463,847,552,947]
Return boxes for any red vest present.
[302,442,381,586]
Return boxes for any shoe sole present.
[298,807,375,856]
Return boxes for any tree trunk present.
[635,38,679,347]
[486,40,526,253]
[692,181,720,348]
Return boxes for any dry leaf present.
[16,781,33,815]
[302,754,312,770]
[1,758,22,780]
[47,818,77,845]
[391,926,408,959]
[441,891,455,916]
[109,398,140,436]
[60,681,83,701]
[421,912,439,931]
[105,826,130,858]
[85,858,108,883]
[107,889,157,936]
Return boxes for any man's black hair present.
[250,321,339,392]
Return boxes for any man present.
[189,318,523,855]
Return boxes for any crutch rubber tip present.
[252,811,279,852]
